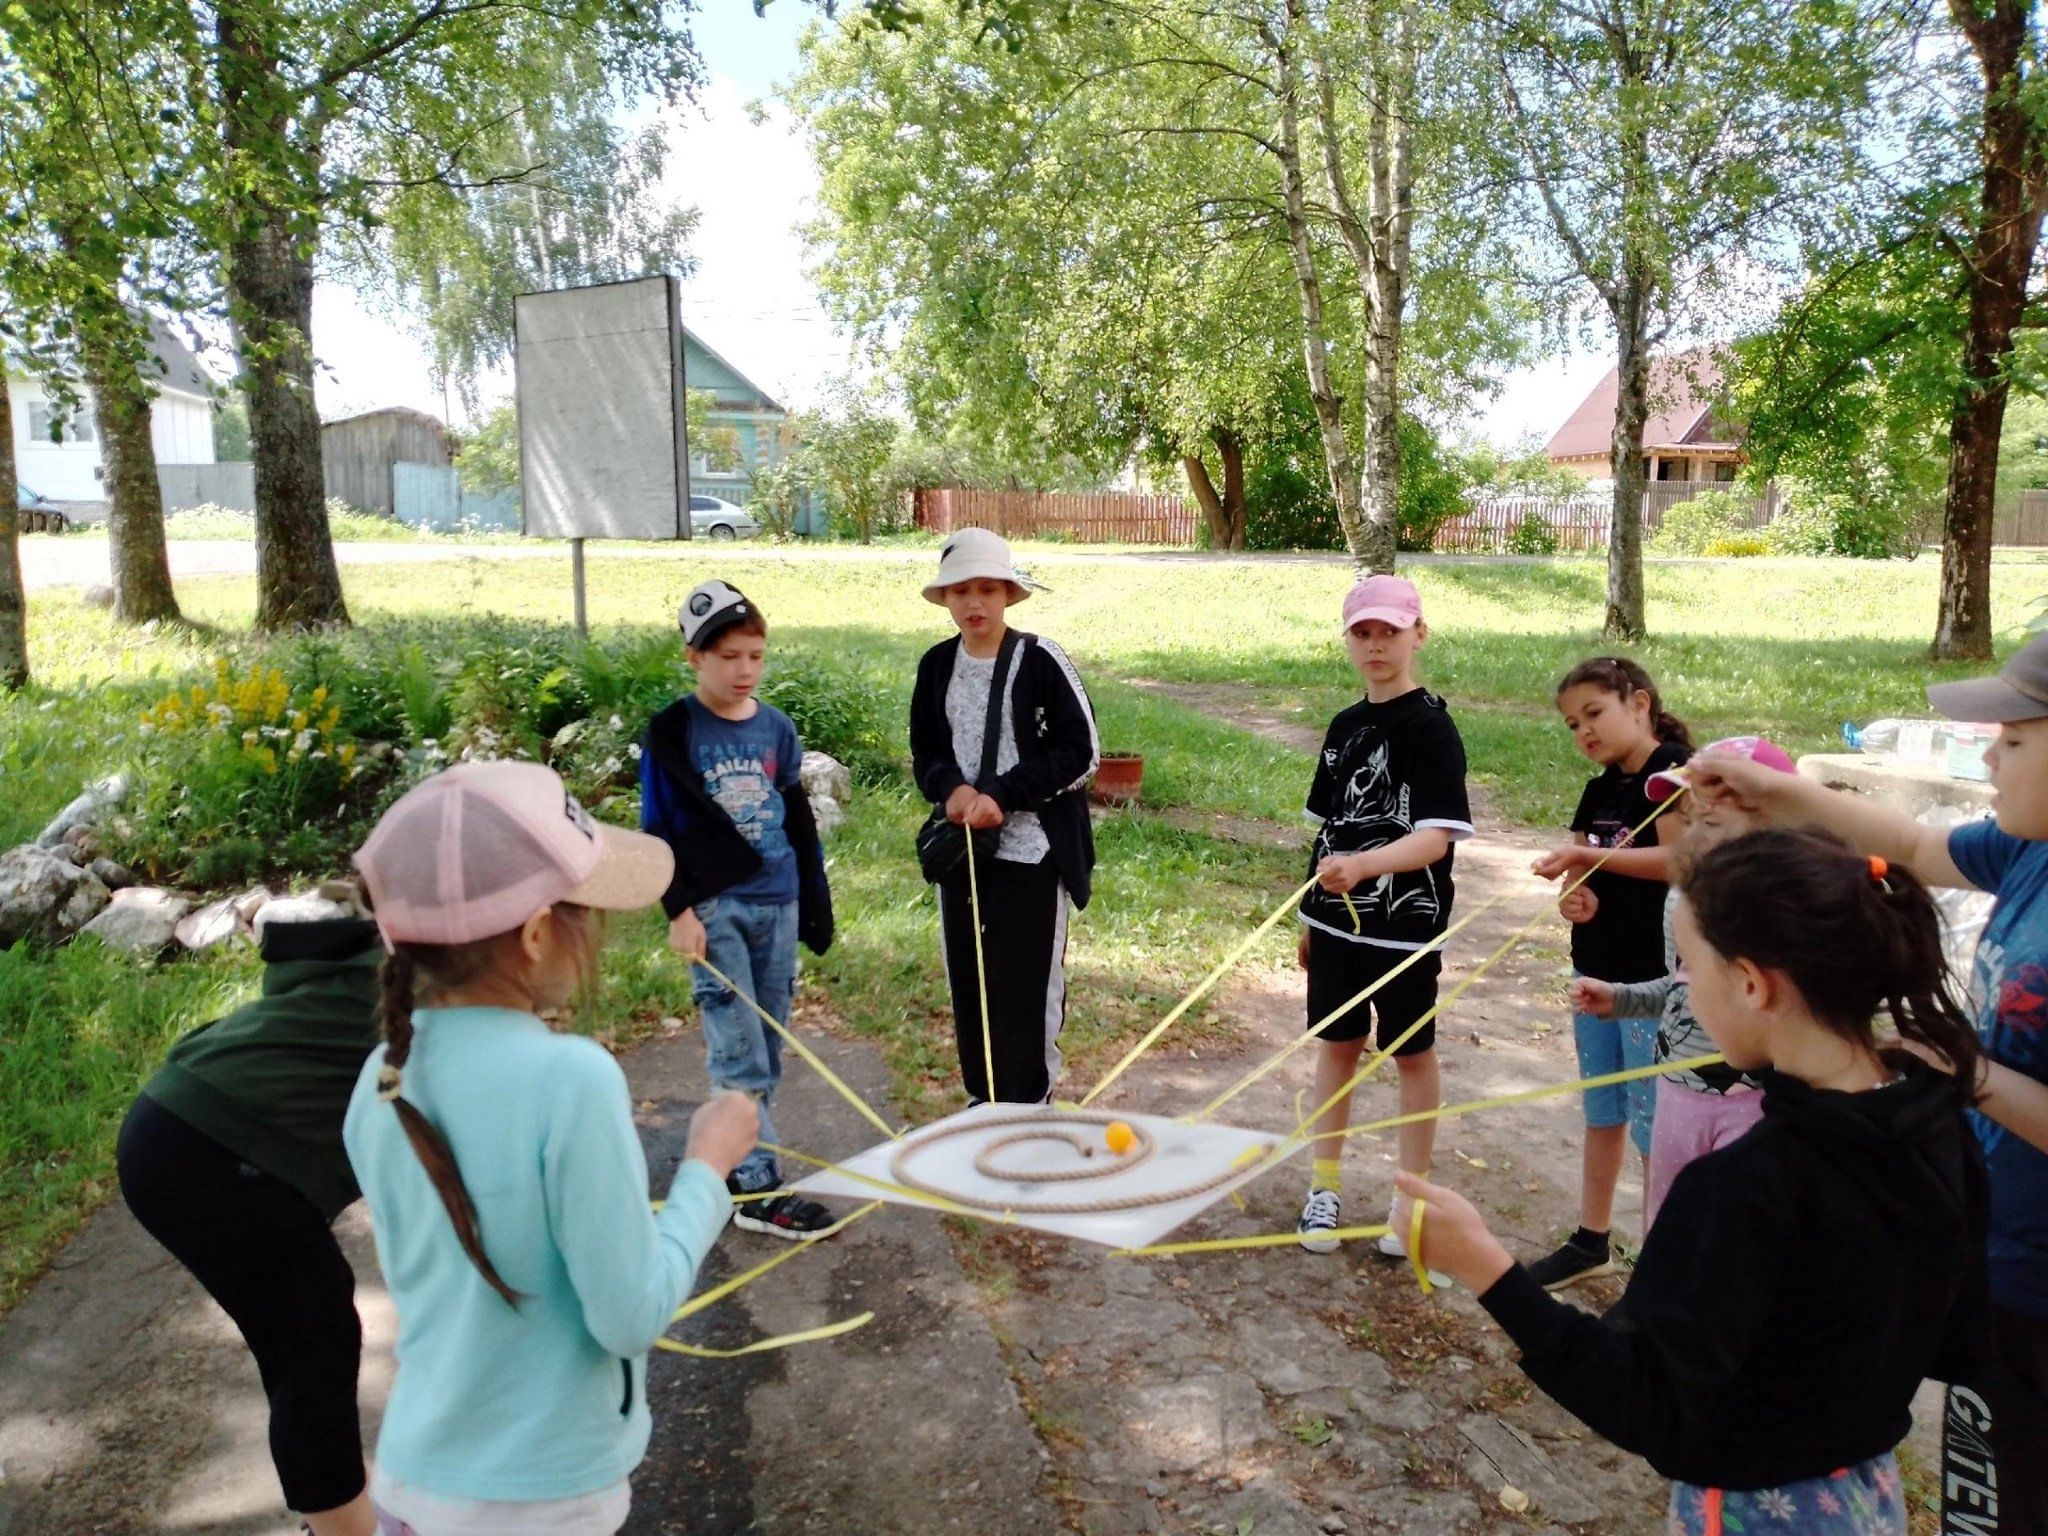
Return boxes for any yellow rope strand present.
[1113,1223,1392,1258]
[1079,874,1320,1106]
[1330,1052,1725,1143]
[967,832,998,1106]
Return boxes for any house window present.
[691,428,745,477]
[27,402,96,445]
[1712,462,1738,483]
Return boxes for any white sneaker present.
[1377,1199,1451,1288]
[1297,1189,1342,1253]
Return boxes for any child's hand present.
[1569,976,1616,1017]
[965,793,1005,830]
[944,785,978,825]
[1393,1171,1515,1293]
[686,1090,760,1180]
[668,908,707,962]
[1558,885,1598,924]
[1297,929,1312,971]
[1532,845,1588,881]
[1316,852,1372,893]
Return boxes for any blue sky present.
[311,3,1603,447]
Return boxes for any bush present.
[1766,480,1926,559]
[1244,460,1340,551]
[1702,534,1771,558]
[757,651,899,785]
[161,499,421,543]
[1650,489,1750,556]
[1506,511,1560,556]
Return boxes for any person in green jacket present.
[116,913,387,1536]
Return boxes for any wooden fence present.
[914,486,1199,545]
[1994,489,2048,547]
[1433,480,1783,553]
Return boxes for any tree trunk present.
[1934,0,2046,661]
[218,2,349,631]
[1606,281,1652,641]
[1274,3,1370,569]
[80,334,182,625]
[1213,426,1247,549]
[0,370,27,690]
[1184,451,1233,550]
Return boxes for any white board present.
[515,276,690,540]
[791,1104,1296,1249]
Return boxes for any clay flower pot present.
[1091,752,1144,806]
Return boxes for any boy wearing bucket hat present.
[640,579,839,1239]
[1690,634,2048,1535]
[909,528,1100,1103]
[343,761,759,1533]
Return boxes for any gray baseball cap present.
[1927,631,2048,723]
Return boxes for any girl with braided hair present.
[1401,828,1990,1536]
[342,760,757,1536]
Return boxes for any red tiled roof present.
[1545,351,1738,461]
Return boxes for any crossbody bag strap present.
[971,630,1021,787]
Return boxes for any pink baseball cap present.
[1646,735,1796,804]
[1342,574,1422,632]
[354,760,674,948]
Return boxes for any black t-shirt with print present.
[1569,739,1689,984]
[1303,689,1473,949]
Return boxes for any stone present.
[799,750,853,806]
[1350,1388,1436,1435]
[33,772,132,850]
[317,878,364,911]
[87,857,135,890]
[252,892,352,937]
[64,823,101,860]
[0,846,110,945]
[81,887,192,955]
[1112,1375,1273,1474]
[81,583,116,609]
[231,886,272,923]
[175,896,245,952]
[1457,1414,1603,1525]
[810,794,846,837]
[1228,1310,1357,1397]
[1322,1516,1349,1534]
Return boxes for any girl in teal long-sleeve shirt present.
[343,760,757,1535]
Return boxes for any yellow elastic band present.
[967,832,997,1106]
[1333,1052,1726,1142]
[692,957,902,1143]
[1409,1198,1433,1295]
[1342,890,1362,934]
[657,1311,874,1357]
[1113,1222,1392,1258]
[668,1200,884,1325]
[1080,874,1319,1106]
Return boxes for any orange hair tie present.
[1868,855,1889,883]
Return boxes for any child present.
[1529,655,1690,1287]
[1294,575,1473,1263]
[343,760,759,1536]
[1401,828,1990,1536]
[641,579,838,1239]
[1691,634,2048,1536]
[1569,737,1793,1232]
[909,527,1099,1104]
[117,913,385,1536]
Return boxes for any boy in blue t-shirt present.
[1692,632,2048,1536]
[642,580,838,1240]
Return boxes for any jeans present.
[690,896,798,1193]
[1572,985,1659,1156]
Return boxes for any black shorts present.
[1305,927,1442,1054]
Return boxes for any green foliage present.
[212,397,252,462]
[1395,418,1471,553]
[157,500,419,543]
[756,651,900,784]
[1767,480,1927,560]
[785,380,906,544]
[1650,490,1750,556]
[1507,510,1560,556]
[455,400,522,497]
[1245,413,1472,552]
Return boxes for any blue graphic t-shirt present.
[1949,819,2048,1320]
[679,695,800,904]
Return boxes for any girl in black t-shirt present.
[1528,655,1692,1290]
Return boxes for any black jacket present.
[642,699,834,954]
[909,631,1099,909]
[1480,1060,1990,1490]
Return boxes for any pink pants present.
[1645,1078,1765,1232]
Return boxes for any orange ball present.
[1105,1121,1137,1155]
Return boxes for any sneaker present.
[1298,1189,1343,1253]
[1524,1233,1620,1291]
[1375,1204,1451,1288]
[731,1190,844,1241]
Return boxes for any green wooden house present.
[684,327,823,535]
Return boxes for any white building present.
[9,318,216,504]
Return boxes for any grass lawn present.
[0,544,2041,1309]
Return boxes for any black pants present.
[116,1094,366,1515]
[938,854,1070,1104]
[1944,1302,2048,1536]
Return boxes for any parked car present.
[16,482,70,535]
[689,494,760,541]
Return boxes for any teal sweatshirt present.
[343,1006,731,1501]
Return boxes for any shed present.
[320,406,452,518]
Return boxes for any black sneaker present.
[731,1189,844,1241]
[1524,1233,1619,1291]
[1297,1189,1342,1253]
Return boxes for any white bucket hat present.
[921,527,1038,606]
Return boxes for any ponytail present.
[1557,655,1692,750]
[1680,829,1983,1106]
[377,946,524,1307]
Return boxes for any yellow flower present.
[311,685,329,708]
[337,743,358,768]
[290,710,309,733]
[322,705,341,734]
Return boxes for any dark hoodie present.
[1479,1060,1989,1490]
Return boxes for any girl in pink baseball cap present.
[343,761,758,1535]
